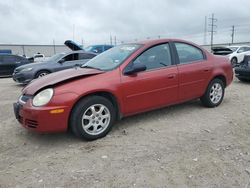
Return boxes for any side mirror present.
[124,63,146,75]
[58,59,65,64]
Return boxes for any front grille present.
[19,95,32,104]
[18,116,23,124]
[25,119,38,128]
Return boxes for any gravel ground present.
[0,77,250,188]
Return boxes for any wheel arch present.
[212,74,227,87]
[68,90,122,129]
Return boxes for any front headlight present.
[21,67,33,72]
[32,88,54,107]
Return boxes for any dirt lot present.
[0,77,250,188]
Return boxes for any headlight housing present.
[32,88,54,107]
[21,67,33,72]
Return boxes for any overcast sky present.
[1,0,250,46]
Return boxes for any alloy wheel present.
[81,104,111,136]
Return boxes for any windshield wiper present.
[81,65,102,71]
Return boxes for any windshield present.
[46,53,65,62]
[82,44,141,71]
[228,47,239,52]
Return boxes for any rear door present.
[174,42,212,101]
[121,43,179,115]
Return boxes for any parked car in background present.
[0,49,12,54]
[12,51,96,84]
[13,39,233,140]
[85,44,114,54]
[0,54,31,77]
[212,46,250,65]
[235,55,250,82]
[33,53,46,62]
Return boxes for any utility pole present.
[114,36,117,46]
[203,16,207,45]
[53,39,56,54]
[81,38,84,48]
[110,35,113,45]
[208,13,217,50]
[73,24,75,41]
[231,25,235,44]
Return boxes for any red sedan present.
[13,39,233,140]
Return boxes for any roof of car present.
[135,38,198,45]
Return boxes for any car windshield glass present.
[228,47,238,52]
[82,44,141,71]
[46,53,65,62]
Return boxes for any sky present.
[1,0,250,46]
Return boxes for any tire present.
[35,70,50,78]
[70,96,116,141]
[200,79,225,108]
[231,57,237,66]
[237,77,250,82]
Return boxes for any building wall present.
[1,41,250,57]
[0,44,70,57]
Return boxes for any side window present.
[79,53,96,59]
[2,56,17,63]
[133,43,172,71]
[175,42,204,64]
[63,53,79,62]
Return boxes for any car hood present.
[16,61,53,71]
[22,68,104,95]
[212,47,233,55]
[64,40,83,51]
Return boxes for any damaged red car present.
[13,39,233,140]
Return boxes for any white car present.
[33,53,46,62]
[227,46,250,65]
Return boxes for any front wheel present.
[70,96,116,140]
[200,79,225,108]
[35,70,50,78]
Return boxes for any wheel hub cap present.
[81,104,111,135]
[210,83,223,104]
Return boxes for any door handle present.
[203,68,211,72]
[167,74,176,79]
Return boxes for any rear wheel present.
[200,79,225,107]
[35,70,50,78]
[70,96,116,140]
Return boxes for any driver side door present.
[120,43,179,115]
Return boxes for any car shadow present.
[112,99,202,132]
